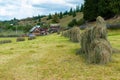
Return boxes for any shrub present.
[77,18,85,26]
[16,37,25,42]
[68,19,77,28]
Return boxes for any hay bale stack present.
[0,40,12,44]
[89,39,112,64]
[62,30,70,38]
[16,37,25,42]
[62,27,80,42]
[80,16,112,64]
[69,27,81,42]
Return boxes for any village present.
[29,24,60,36]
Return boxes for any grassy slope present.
[0,31,120,80]
[41,12,83,27]
[18,12,83,27]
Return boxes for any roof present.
[30,25,40,32]
[50,24,60,26]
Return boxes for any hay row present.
[62,27,81,42]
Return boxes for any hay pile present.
[62,27,80,42]
[69,27,81,42]
[80,16,112,64]
[62,30,70,38]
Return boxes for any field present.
[0,30,120,80]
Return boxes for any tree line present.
[83,0,120,21]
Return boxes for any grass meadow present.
[0,30,120,80]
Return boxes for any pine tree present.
[80,4,84,12]
[76,5,80,12]
[52,13,59,23]
[83,0,120,21]
[47,14,52,20]
[109,0,120,16]
[83,0,98,21]
[98,0,114,19]
[72,10,76,17]
[59,12,63,19]
[63,11,68,15]
[69,8,73,15]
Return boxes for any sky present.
[0,0,84,21]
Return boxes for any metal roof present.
[30,25,40,32]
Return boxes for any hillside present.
[18,12,83,28]
[18,12,120,28]
[0,31,120,80]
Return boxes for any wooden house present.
[29,25,48,36]
[29,25,41,36]
[49,24,60,33]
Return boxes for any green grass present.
[0,31,120,80]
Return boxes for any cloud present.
[0,0,84,20]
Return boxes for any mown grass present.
[0,31,120,80]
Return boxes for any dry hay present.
[69,27,81,42]
[80,16,112,64]
[112,48,120,53]
[0,40,12,44]
[16,37,25,42]
[62,27,80,42]
[61,30,70,38]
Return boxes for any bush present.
[0,40,12,44]
[16,37,25,42]
[77,18,85,26]
[68,19,77,28]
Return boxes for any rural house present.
[29,25,48,36]
[29,25,41,36]
[49,24,60,33]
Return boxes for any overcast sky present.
[0,0,84,21]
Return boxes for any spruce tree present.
[69,8,73,15]
[52,13,59,23]
[98,0,114,19]
[80,4,84,12]
[59,12,63,19]
[109,0,120,16]
[72,10,76,17]
[76,5,80,12]
[83,0,98,21]
[47,14,52,20]
[83,0,120,21]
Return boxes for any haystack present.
[62,30,70,38]
[80,16,112,64]
[62,27,80,42]
[69,27,81,42]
